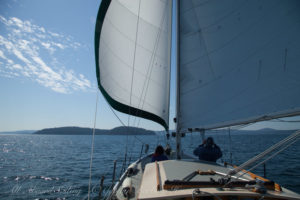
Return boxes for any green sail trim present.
[94,0,169,131]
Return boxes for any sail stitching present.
[181,1,283,69]
[115,0,169,31]
[102,16,168,60]
[99,39,165,88]
[189,0,216,79]
[95,0,169,130]
[180,1,294,100]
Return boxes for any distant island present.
[33,126,156,135]
[0,127,297,135]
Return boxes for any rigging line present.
[243,138,299,177]
[128,0,142,127]
[238,131,298,170]
[137,6,168,126]
[107,102,126,126]
[124,134,128,170]
[230,136,299,185]
[228,127,233,164]
[132,2,169,127]
[87,91,99,200]
[106,98,147,145]
[128,136,138,165]
[231,122,255,130]
[135,2,169,128]
[271,118,300,123]
[106,98,146,145]
[232,130,300,175]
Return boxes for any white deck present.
[110,154,300,200]
[138,160,300,200]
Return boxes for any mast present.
[175,0,181,159]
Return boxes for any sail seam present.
[99,39,166,87]
[115,0,170,31]
[128,0,142,126]
[134,2,169,128]
[94,0,169,130]
[189,0,216,79]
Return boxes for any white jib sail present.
[95,0,172,130]
[178,0,300,131]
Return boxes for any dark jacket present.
[193,144,222,162]
[151,154,168,162]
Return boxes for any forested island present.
[33,126,156,135]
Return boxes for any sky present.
[0,0,175,132]
[0,0,299,132]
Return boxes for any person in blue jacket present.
[193,137,222,162]
[152,145,168,162]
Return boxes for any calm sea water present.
[1,131,300,199]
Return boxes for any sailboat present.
[94,0,300,199]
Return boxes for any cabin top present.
[137,160,298,200]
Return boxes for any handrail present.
[105,153,153,200]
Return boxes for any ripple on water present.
[0,133,299,199]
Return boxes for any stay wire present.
[224,135,300,188]
[272,118,300,123]
[107,103,146,145]
[227,130,300,179]
[237,130,300,171]
[128,0,141,127]
[228,127,233,164]
[134,2,169,128]
[87,91,99,200]
[124,0,142,173]
[240,138,299,179]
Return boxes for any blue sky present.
[0,0,299,132]
[0,0,176,132]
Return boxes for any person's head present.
[206,137,214,147]
[155,145,164,155]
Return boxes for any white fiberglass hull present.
[106,153,300,200]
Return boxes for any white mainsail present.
[178,0,300,131]
[95,0,172,130]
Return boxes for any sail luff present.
[95,0,172,131]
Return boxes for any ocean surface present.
[1,130,300,199]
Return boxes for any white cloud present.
[39,27,45,33]
[52,42,65,49]
[41,42,55,54]
[41,42,50,49]
[49,31,60,38]
[22,71,30,77]
[12,64,22,70]
[0,15,92,94]
[0,50,7,59]
[12,48,31,65]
